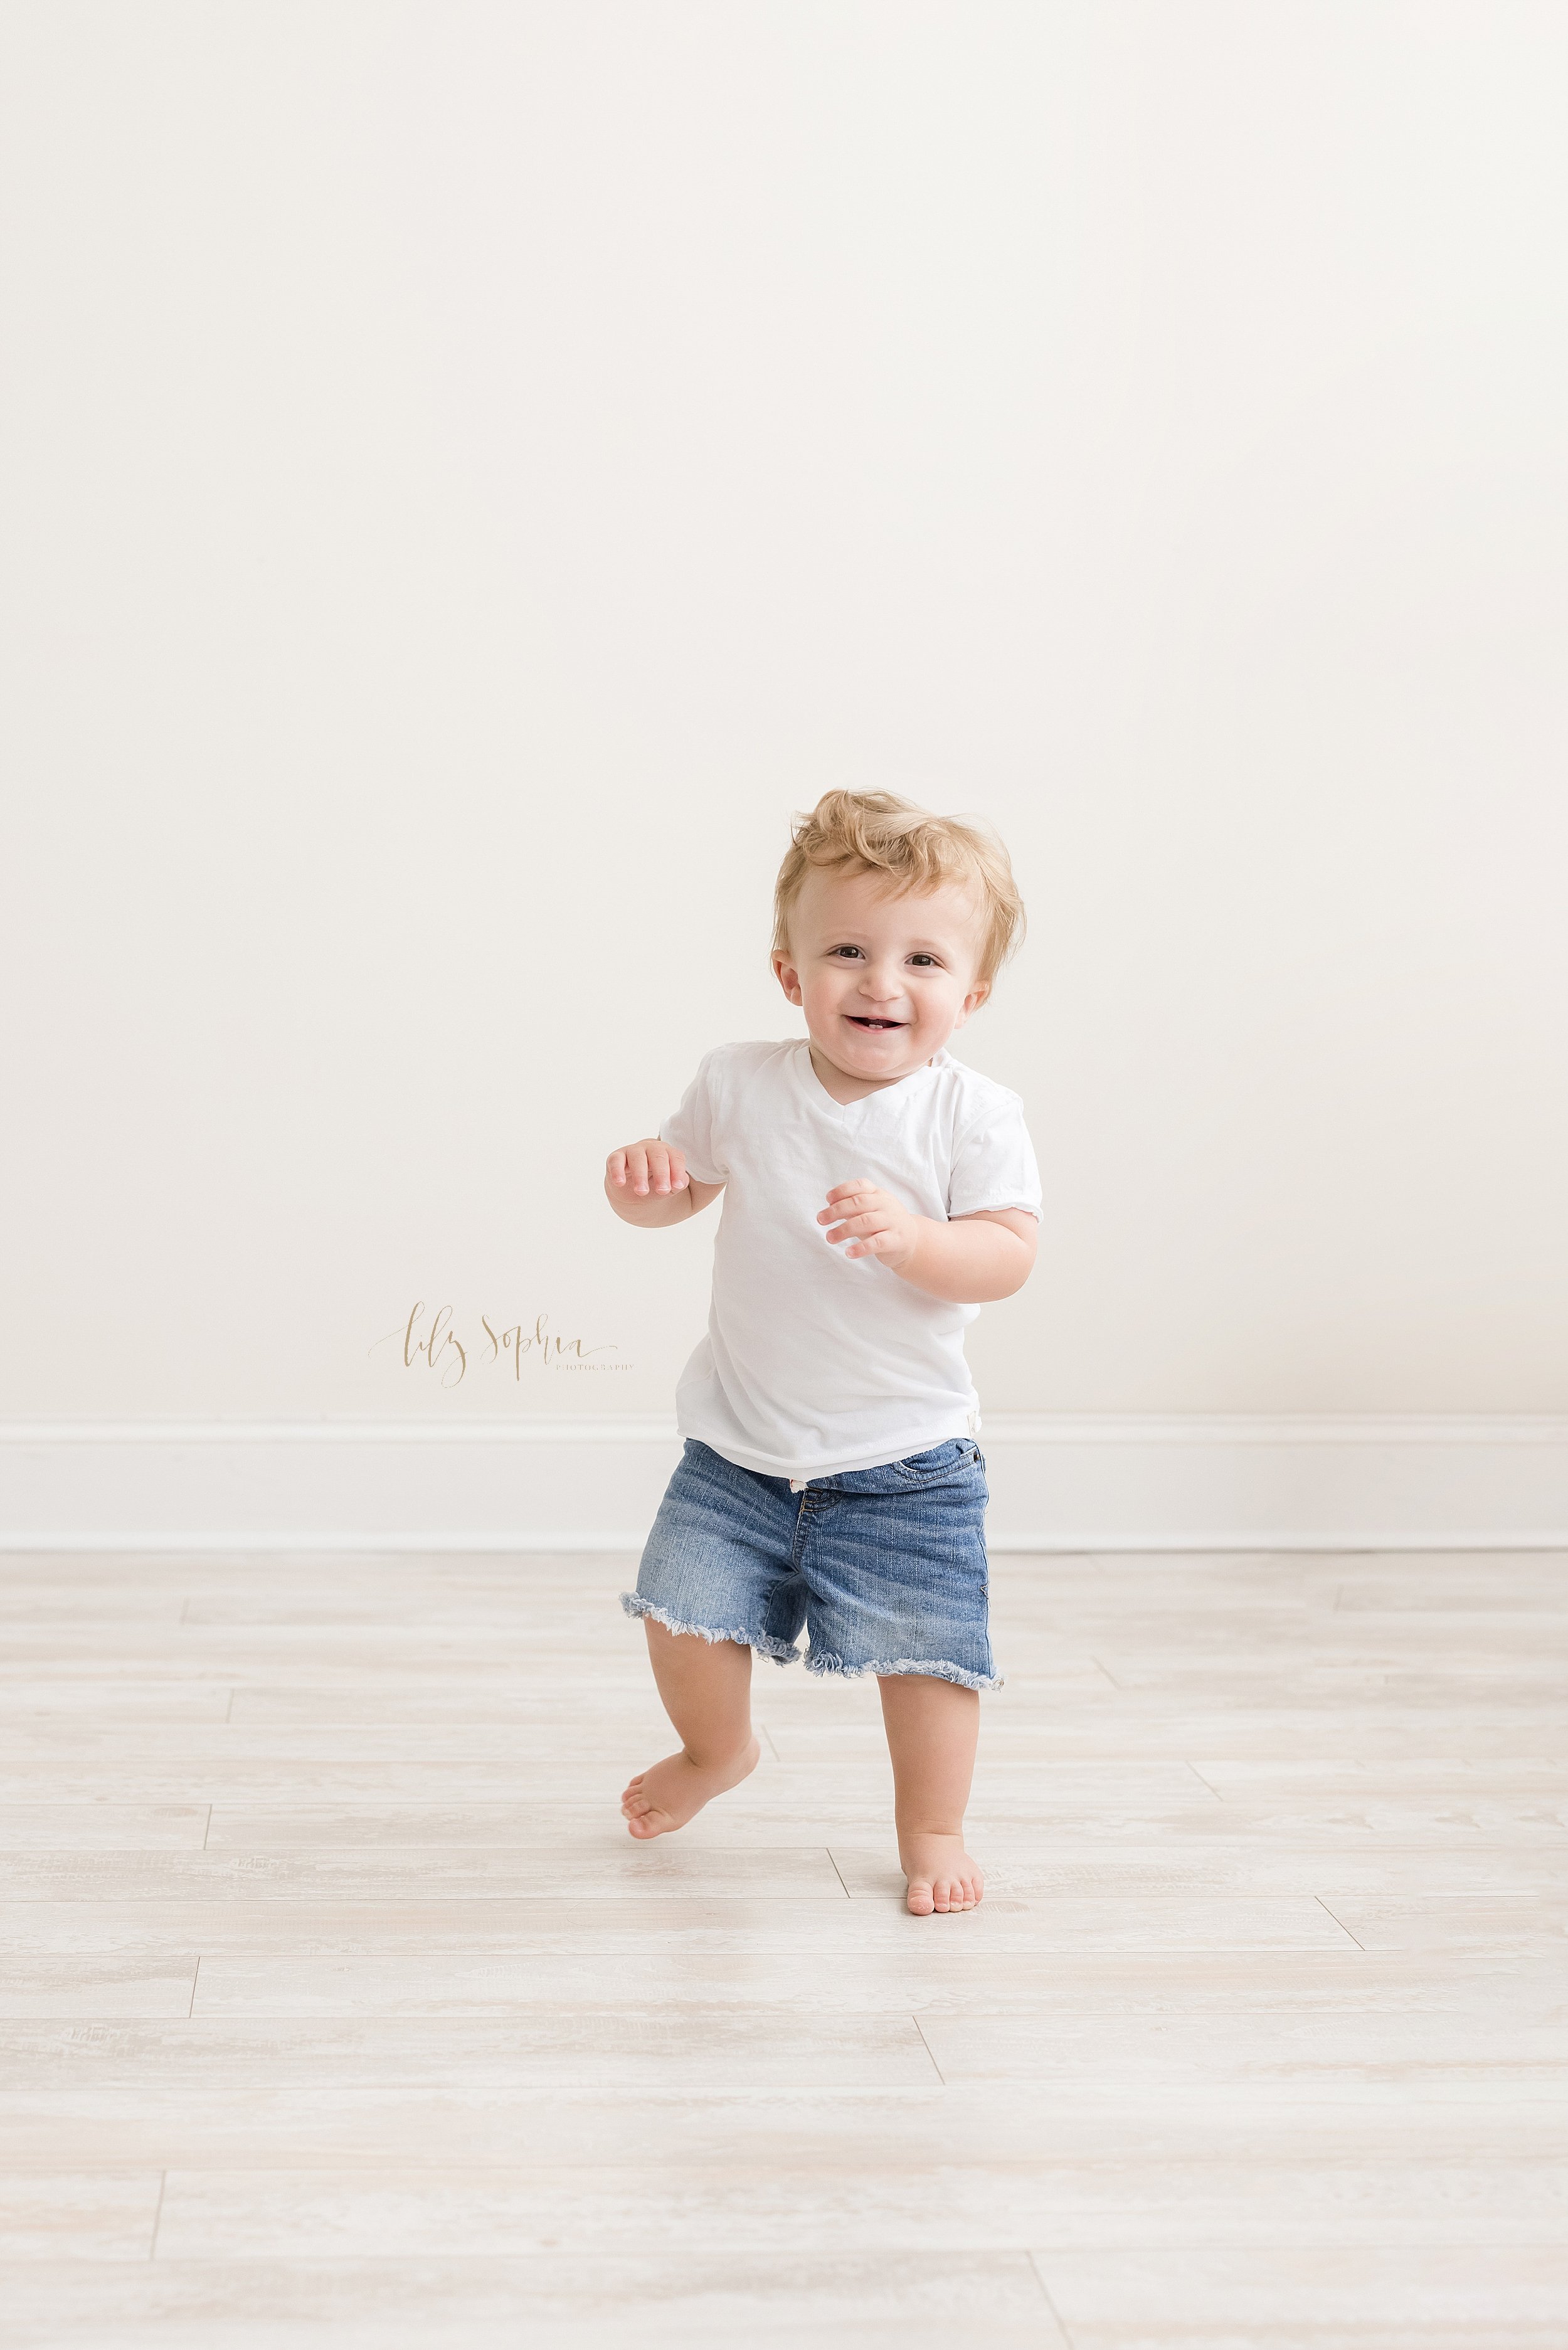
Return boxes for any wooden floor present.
[0,1547,1563,2347]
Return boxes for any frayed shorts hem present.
[805,1651,1002,1693]
[618,1591,800,1668]
[619,1593,1002,1690]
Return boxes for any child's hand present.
[607,1139,689,1198]
[818,1180,921,1271]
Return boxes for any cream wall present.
[3,1,1565,1432]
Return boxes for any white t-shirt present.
[659,1037,1042,1479]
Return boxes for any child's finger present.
[818,1188,880,1223]
[826,1212,889,1244]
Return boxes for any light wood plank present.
[0,2252,1067,2348]
[1194,1759,1568,1797]
[0,2015,938,2091]
[0,1683,233,1720]
[147,2157,1568,2256]
[1318,1895,1568,1952]
[0,1960,197,2018]
[0,1894,1353,1956]
[1034,2245,1568,2348]
[0,2171,162,2258]
[185,1947,1555,2020]
[917,2007,1568,2087]
[3,2079,1563,2170]
[0,1845,847,1900]
[0,1805,209,1849]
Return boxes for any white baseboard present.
[2,1415,1566,1553]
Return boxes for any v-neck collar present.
[791,1038,946,1120]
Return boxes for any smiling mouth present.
[845,1015,905,1030]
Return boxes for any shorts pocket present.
[889,1439,981,1485]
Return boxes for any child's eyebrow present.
[822,926,959,945]
[822,932,956,951]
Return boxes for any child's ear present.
[953,979,991,1027]
[772,951,803,1006]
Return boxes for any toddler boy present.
[604,790,1040,1915]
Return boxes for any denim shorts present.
[620,1435,999,1691]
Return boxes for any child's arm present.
[605,1138,724,1229]
[817,1183,1036,1303]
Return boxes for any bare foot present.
[900,1831,984,1915]
[621,1736,760,1839]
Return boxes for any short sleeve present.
[658,1049,726,1183]
[948,1094,1042,1221]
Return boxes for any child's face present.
[772,867,992,1083]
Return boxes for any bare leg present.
[877,1674,984,1915]
[621,1617,760,1838]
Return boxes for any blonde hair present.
[772,790,1025,986]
